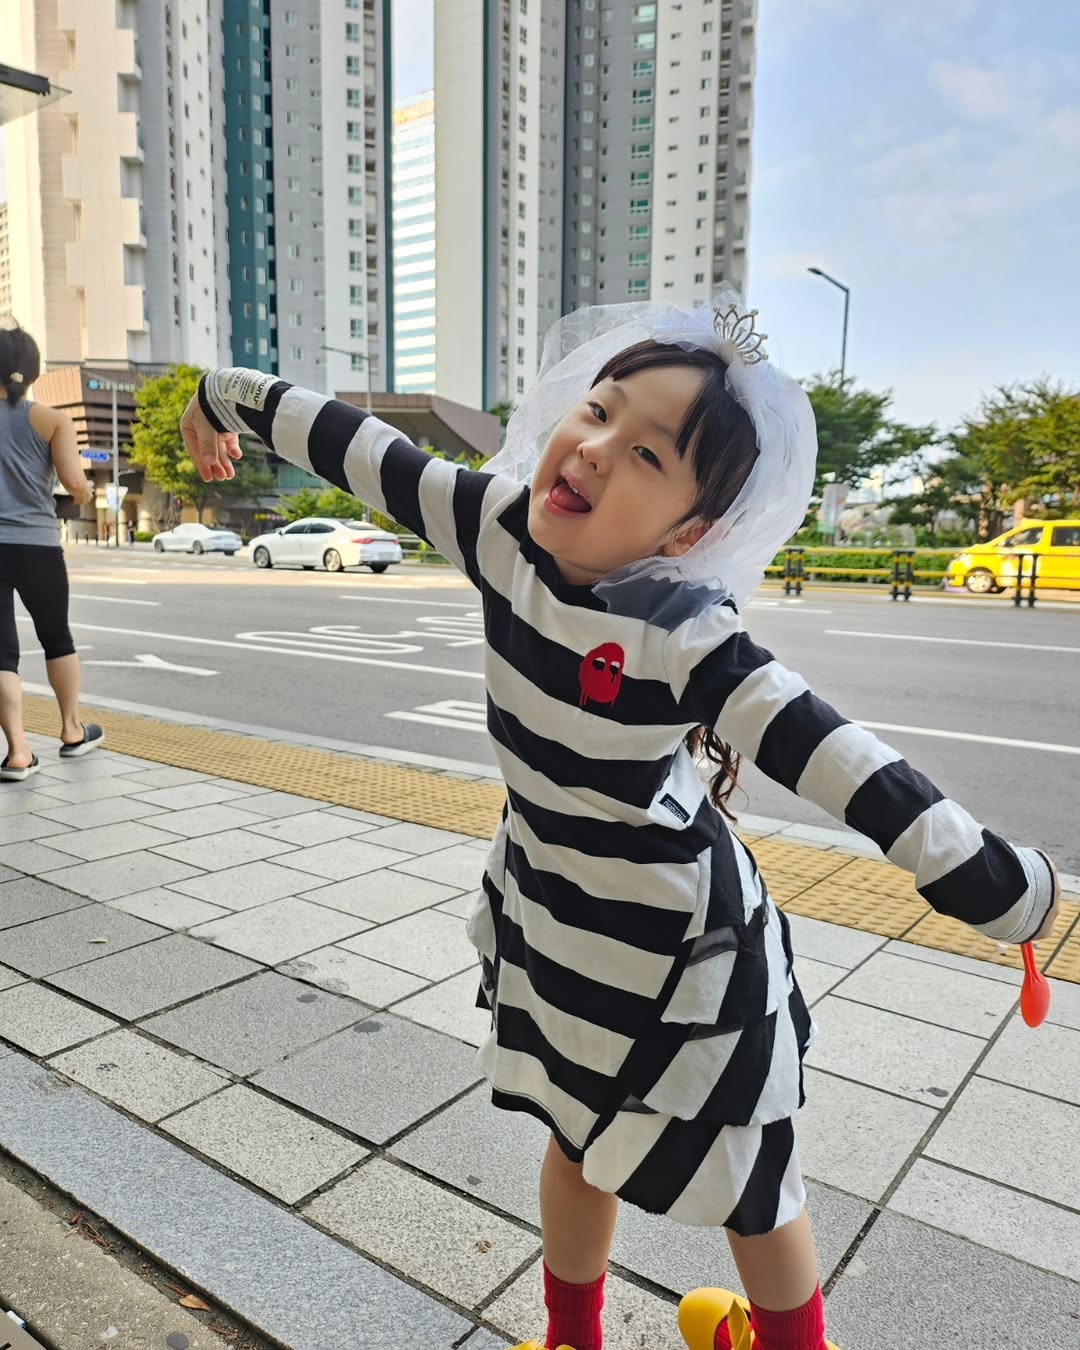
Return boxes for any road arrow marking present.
[82,654,218,676]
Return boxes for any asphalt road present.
[18,545,1080,872]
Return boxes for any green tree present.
[803,375,938,499]
[888,449,983,544]
[279,488,323,523]
[130,366,275,523]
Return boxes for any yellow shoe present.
[679,1287,753,1350]
[678,1286,841,1350]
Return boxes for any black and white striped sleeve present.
[667,613,1058,945]
[197,368,519,585]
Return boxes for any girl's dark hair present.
[0,328,41,407]
[590,338,758,820]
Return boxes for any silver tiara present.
[713,304,768,365]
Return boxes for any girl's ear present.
[666,518,711,557]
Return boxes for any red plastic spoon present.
[1020,942,1051,1028]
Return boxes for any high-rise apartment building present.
[0,203,11,318]
[434,0,756,409]
[5,0,392,398]
[392,91,436,392]
[4,0,226,367]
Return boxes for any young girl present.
[181,296,1059,1350]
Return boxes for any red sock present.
[713,1287,827,1349]
[543,1261,605,1350]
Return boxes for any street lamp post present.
[320,344,372,414]
[807,267,851,387]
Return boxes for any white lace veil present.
[484,287,818,619]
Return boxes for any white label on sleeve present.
[219,369,278,411]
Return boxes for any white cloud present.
[1048,105,1080,150]
[761,252,845,282]
[931,60,1046,124]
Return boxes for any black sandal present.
[1,754,41,782]
[58,723,105,758]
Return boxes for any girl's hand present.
[180,394,243,482]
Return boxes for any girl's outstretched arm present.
[668,610,1059,946]
[183,368,520,586]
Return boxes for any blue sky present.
[395,0,1079,430]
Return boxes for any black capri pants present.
[0,544,77,674]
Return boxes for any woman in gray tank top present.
[0,327,104,780]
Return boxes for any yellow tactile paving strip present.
[22,694,1080,982]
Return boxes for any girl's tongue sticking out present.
[549,476,592,513]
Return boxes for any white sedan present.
[152,522,243,555]
[247,518,404,573]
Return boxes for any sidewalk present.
[1,716,1078,1350]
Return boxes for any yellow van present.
[946,519,1080,593]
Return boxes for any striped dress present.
[200,371,1057,1235]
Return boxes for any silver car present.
[152,522,243,555]
[247,518,404,573]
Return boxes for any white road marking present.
[339,595,478,609]
[827,629,1080,656]
[858,720,1080,756]
[386,699,488,733]
[71,593,161,606]
[82,653,217,676]
[747,601,833,614]
[16,617,485,680]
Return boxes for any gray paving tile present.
[1,905,167,977]
[230,790,325,819]
[247,811,374,847]
[0,787,70,817]
[253,1014,482,1144]
[0,813,71,845]
[0,839,86,875]
[977,1013,1080,1106]
[190,898,370,966]
[806,996,985,1105]
[41,819,185,862]
[327,806,399,826]
[203,778,274,795]
[300,869,463,923]
[883,939,1025,985]
[48,932,259,1018]
[30,755,140,781]
[129,782,253,811]
[31,776,151,805]
[274,838,415,882]
[105,888,230,930]
[48,1028,228,1123]
[391,970,491,1047]
[391,1086,546,1226]
[167,859,308,910]
[927,1077,1080,1211]
[611,1179,871,1294]
[793,956,849,1005]
[305,1158,538,1305]
[889,1159,1080,1284]
[435,889,483,920]
[140,971,364,1075]
[0,876,90,928]
[164,1084,366,1204]
[0,984,118,1055]
[832,950,1019,1037]
[1045,975,1080,1032]
[783,913,886,967]
[391,844,487,892]
[357,823,473,854]
[279,946,428,1006]
[152,828,296,871]
[487,1267,674,1350]
[0,964,26,992]
[338,910,477,981]
[458,1330,505,1350]
[0,1054,470,1349]
[118,767,214,789]
[826,1211,1080,1350]
[796,1067,938,1201]
[35,797,169,830]
[132,803,272,838]
[41,852,203,901]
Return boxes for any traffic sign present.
[82,450,111,463]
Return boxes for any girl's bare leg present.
[539,1135,618,1283]
[725,1209,821,1312]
